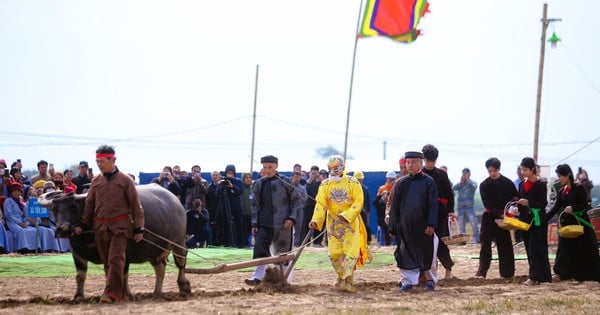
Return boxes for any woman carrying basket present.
[546,164,600,283]
[516,157,551,285]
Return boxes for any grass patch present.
[463,299,486,311]
[543,297,583,308]
[0,247,396,278]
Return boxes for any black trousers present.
[252,226,293,260]
[436,238,454,270]
[477,212,515,278]
[522,222,552,282]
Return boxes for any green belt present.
[572,211,595,230]
[531,208,541,226]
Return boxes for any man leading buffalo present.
[75,145,144,303]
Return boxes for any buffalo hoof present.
[72,295,85,304]
[178,279,192,296]
[152,293,164,300]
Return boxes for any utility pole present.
[533,3,561,161]
[250,64,259,173]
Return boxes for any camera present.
[219,178,231,187]
[3,169,9,178]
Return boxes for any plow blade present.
[185,253,296,274]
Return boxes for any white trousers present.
[400,233,439,285]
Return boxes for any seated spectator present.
[32,180,47,197]
[152,166,181,197]
[3,182,39,254]
[0,208,9,253]
[1,158,9,200]
[186,199,211,248]
[40,185,70,253]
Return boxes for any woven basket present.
[496,201,531,231]
[558,212,584,238]
[441,234,471,245]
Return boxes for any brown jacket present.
[81,169,144,238]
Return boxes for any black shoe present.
[244,278,261,286]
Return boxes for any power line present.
[552,134,600,166]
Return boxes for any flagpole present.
[250,64,259,174]
[343,0,365,162]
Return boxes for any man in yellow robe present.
[309,155,371,292]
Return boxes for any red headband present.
[399,158,407,166]
[96,153,115,159]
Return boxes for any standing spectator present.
[377,171,396,196]
[512,165,525,244]
[547,164,600,282]
[514,165,524,190]
[173,165,195,206]
[388,151,439,292]
[245,155,300,285]
[453,168,479,243]
[12,159,30,185]
[303,166,322,247]
[75,145,144,303]
[186,199,211,248]
[399,156,408,176]
[152,166,181,198]
[186,165,209,209]
[292,171,308,247]
[241,173,254,247]
[30,160,51,185]
[9,167,24,186]
[206,171,222,245]
[217,165,243,248]
[422,144,455,280]
[476,157,517,279]
[3,182,39,253]
[516,157,551,285]
[354,171,372,244]
[62,169,77,193]
[373,190,392,245]
[309,155,370,293]
[293,163,302,174]
[383,156,410,223]
[318,169,328,181]
[52,171,64,191]
[576,167,594,208]
[72,161,91,194]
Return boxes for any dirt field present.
[1,244,599,314]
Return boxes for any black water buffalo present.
[38,183,191,301]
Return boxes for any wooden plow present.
[185,228,313,277]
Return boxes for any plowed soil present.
[1,244,599,314]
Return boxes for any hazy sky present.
[1,0,598,185]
